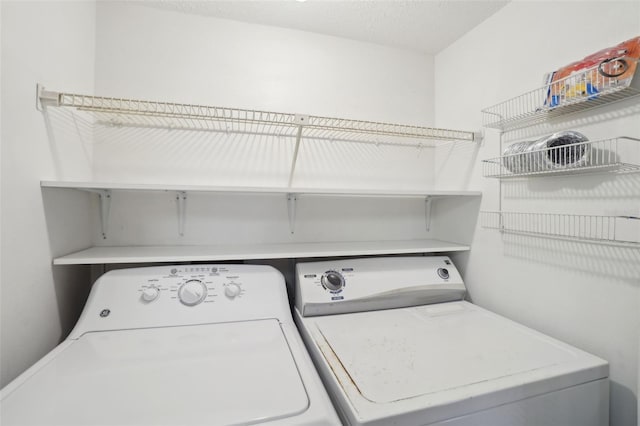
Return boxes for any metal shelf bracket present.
[176,191,187,236]
[287,114,309,187]
[86,189,111,239]
[36,84,60,112]
[474,129,485,143]
[425,197,433,231]
[287,193,297,234]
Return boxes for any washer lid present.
[1,320,309,426]
[313,302,607,416]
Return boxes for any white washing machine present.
[294,256,609,426]
[1,264,340,425]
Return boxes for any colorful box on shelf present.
[543,36,640,110]
[482,36,640,130]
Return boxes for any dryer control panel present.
[295,256,466,317]
[69,264,289,338]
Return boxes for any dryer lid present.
[1,320,309,425]
[314,302,607,406]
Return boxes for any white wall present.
[435,2,640,425]
[92,2,436,191]
[0,1,96,388]
[88,2,456,248]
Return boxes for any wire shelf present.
[482,57,640,131]
[482,136,640,178]
[40,90,476,146]
[481,211,640,246]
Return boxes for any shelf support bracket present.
[287,193,297,234]
[86,189,111,239]
[176,191,187,236]
[288,114,309,187]
[36,83,60,112]
[473,129,485,144]
[425,196,433,232]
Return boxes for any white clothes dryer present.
[1,264,340,426]
[294,256,609,426]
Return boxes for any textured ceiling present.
[142,1,509,54]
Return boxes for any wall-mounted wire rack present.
[482,57,640,131]
[481,211,640,246]
[37,85,478,187]
[37,87,475,145]
[482,136,640,178]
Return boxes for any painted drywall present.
[0,1,95,388]
[434,2,640,425]
[88,2,462,247]
[92,1,436,189]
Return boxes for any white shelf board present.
[41,181,482,198]
[53,240,471,265]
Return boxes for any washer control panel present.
[295,256,466,317]
[70,264,289,338]
[136,266,250,307]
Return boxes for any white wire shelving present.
[481,211,640,247]
[482,57,640,131]
[37,86,478,187]
[37,87,476,145]
[482,136,640,178]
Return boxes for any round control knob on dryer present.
[321,271,345,291]
[178,280,207,306]
[141,287,160,302]
[437,268,450,280]
[225,284,241,298]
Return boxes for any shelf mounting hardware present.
[86,189,112,239]
[425,197,433,232]
[288,114,308,187]
[36,84,60,112]
[176,191,187,236]
[473,129,485,144]
[287,193,297,234]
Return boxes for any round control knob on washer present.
[437,268,450,280]
[141,287,160,302]
[321,271,345,291]
[225,284,241,298]
[178,280,207,306]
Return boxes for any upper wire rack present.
[41,90,476,146]
[482,57,640,131]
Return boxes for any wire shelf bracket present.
[36,84,60,112]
